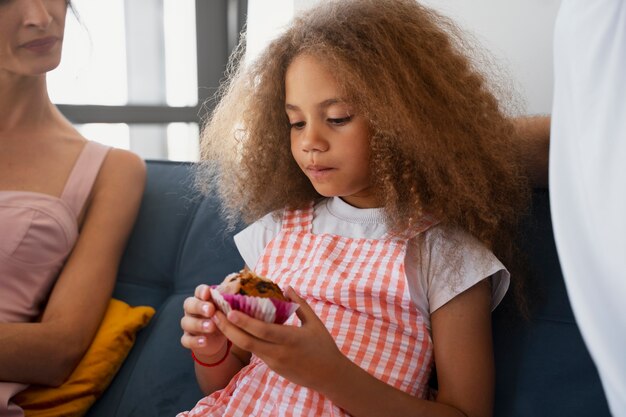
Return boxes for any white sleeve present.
[411,226,510,317]
[549,3,626,413]
[233,211,282,270]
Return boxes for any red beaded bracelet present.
[192,340,232,367]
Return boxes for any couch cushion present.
[492,189,610,417]
[87,161,244,417]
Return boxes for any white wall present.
[288,0,561,115]
[418,0,561,114]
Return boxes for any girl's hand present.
[180,284,229,361]
[211,287,348,392]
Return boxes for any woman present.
[0,1,145,415]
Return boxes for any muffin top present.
[217,270,287,301]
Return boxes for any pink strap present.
[280,204,314,233]
[60,141,111,217]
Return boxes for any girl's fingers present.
[180,332,208,350]
[183,296,215,318]
[194,284,212,300]
[181,315,217,334]
[226,310,287,344]
[211,310,274,353]
[285,286,315,325]
[212,288,310,347]
[214,313,301,363]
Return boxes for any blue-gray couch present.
[85,160,611,416]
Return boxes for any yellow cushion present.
[14,299,155,417]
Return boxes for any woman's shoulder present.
[56,127,145,186]
[95,146,146,193]
[102,146,145,173]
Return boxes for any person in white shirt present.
[551,1,626,415]
[517,2,626,415]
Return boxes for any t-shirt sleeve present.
[412,225,510,316]
[233,211,282,270]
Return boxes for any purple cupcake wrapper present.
[210,287,299,324]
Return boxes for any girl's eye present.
[328,116,352,125]
[289,121,305,130]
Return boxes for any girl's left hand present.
[210,286,347,392]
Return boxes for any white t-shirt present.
[550,1,626,415]
[234,197,509,330]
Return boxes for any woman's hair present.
[198,0,531,311]
[67,1,81,21]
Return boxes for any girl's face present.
[286,54,379,208]
[0,0,67,78]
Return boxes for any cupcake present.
[210,270,299,324]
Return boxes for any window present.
[52,0,247,161]
[245,0,293,63]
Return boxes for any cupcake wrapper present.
[210,287,299,324]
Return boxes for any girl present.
[180,0,529,416]
[0,1,145,415]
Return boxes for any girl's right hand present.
[180,284,229,360]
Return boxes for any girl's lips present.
[20,36,59,52]
[306,165,334,180]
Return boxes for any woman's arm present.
[0,149,146,386]
[213,281,494,417]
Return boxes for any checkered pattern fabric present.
[181,206,434,416]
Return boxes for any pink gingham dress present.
[180,205,436,416]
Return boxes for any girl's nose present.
[301,125,329,153]
[23,0,54,30]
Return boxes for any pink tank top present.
[0,141,110,416]
[180,205,435,416]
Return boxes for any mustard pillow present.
[14,298,155,417]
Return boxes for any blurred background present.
[51,0,561,161]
